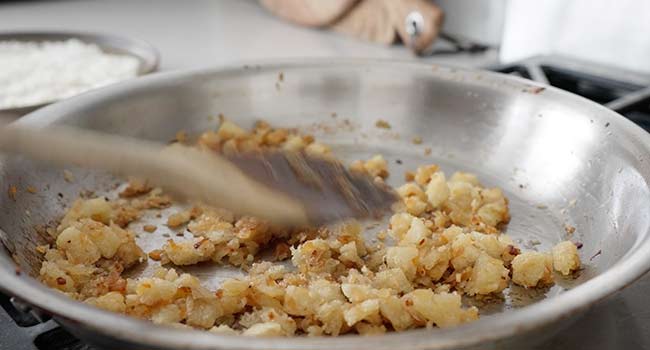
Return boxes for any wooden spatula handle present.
[0,124,309,225]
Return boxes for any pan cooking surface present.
[78,118,584,313]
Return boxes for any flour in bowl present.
[0,39,140,109]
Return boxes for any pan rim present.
[2,58,650,349]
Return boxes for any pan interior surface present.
[1,60,649,350]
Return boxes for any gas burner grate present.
[0,293,94,350]
[34,328,93,350]
[540,65,642,104]
[490,56,650,131]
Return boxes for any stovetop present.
[492,55,650,130]
[0,293,93,350]
[1,55,649,350]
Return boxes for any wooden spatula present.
[0,124,397,226]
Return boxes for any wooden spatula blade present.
[226,151,398,225]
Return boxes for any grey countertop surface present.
[1,1,649,349]
[0,0,496,70]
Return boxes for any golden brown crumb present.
[412,136,422,145]
[63,170,75,183]
[274,243,291,261]
[166,207,202,228]
[565,225,576,235]
[552,241,580,275]
[26,186,37,194]
[119,178,152,198]
[511,252,553,287]
[349,160,365,174]
[148,249,163,261]
[7,185,17,201]
[424,148,432,156]
[507,245,520,256]
[350,155,389,179]
[144,194,172,210]
[175,130,188,143]
[37,119,577,337]
[112,205,141,228]
[375,119,391,129]
[404,171,415,182]
[265,129,288,146]
[255,120,270,131]
[167,211,192,228]
[303,134,315,144]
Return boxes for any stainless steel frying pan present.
[1,60,650,350]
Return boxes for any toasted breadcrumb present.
[350,155,389,179]
[175,130,188,143]
[37,119,579,336]
[120,178,152,198]
[148,249,163,261]
[375,119,391,129]
[8,185,17,201]
[511,252,554,287]
[552,241,581,275]
[63,170,75,183]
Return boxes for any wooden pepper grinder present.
[260,0,444,54]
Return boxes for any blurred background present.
[2,0,649,123]
[1,0,649,72]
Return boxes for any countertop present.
[0,1,649,349]
[0,0,496,70]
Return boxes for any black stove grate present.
[491,56,650,131]
[34,328,93,350]
[540,65,642,104]
[0,291,94,350]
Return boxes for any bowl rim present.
[2,58,650,350]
